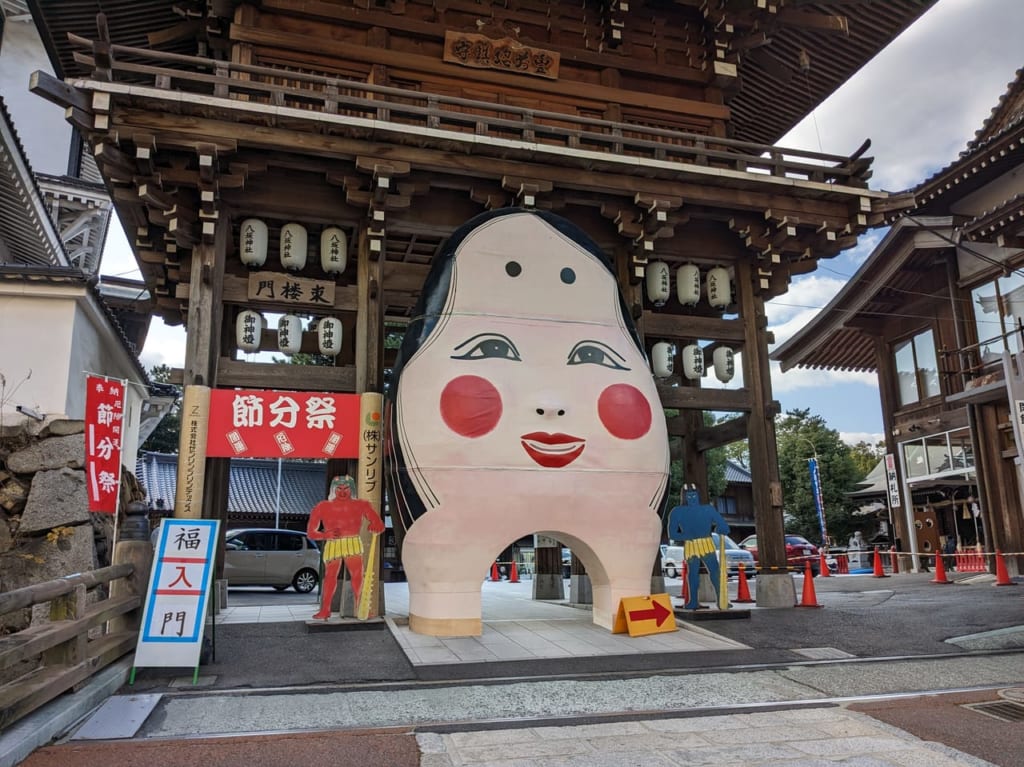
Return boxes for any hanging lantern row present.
[644,261,732,309]
[239,219,348,275]
[651,341,736,383]
[235,310,344,356]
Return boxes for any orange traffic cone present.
[797,559,822,608]
[819,551,830,577]
[872,547,889,578]
[490,562,500,582]
[931,549,952,584]
[509,560,519,583]
[735,563,754,603]
[994,551,1016,586]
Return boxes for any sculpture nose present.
[535,399,567,417]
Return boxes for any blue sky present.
[99,0,1024,445]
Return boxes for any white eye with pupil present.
[568,342,628,370]
[452,334,522,361]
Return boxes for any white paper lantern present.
[713,346,735,383]
[682,344,705,380]
[277,314,303,355]
[707,266,732,309]
[676,263,701,306]
[652,341,674,379]
[280,222,308,271]
[318,316,343,356]
[645,261,670,307]
[235,309,263,353]
[239,219,267,268]
[320,226,347,274]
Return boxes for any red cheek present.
[440,375,503,437]
[598,384,652,440]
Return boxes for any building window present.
[971,269,1024,362]
[893,329,940,407]
[900,428,974,482]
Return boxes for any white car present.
[660,534,755,578]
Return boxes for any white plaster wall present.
[0,286,144,465]
[68,302,145,467]
[0,292,75,420]
[0,17,72,175]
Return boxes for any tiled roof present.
[135,451,328,519]
[0,96,66,266]
[725,460,752,486]
[911,68,1024,201]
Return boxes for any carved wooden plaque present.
[247,271,336,308]
[444,31,560,80]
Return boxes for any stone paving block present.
[790,734,919,757]
[415,732,447,753]
[454,735,594,762]
[446,728,541,748]
[529,720,650,739]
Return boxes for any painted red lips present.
[520,432,586,468]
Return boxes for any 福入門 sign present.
[206,389,361,458]
[134,519,219,671]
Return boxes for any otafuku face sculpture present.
[387,209,669,635]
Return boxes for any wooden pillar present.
[874,335,908,555]
[355,224,385,394]
[180,213,229,555]
[353,224,387,616]
[682,409,708,501]
[182,215,228,387]
[736,260,794,606]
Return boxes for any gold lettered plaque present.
[444,31,560,80]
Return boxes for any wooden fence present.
[0,563,142,730]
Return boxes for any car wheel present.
[293,568,319,593]
[665,565,678,579]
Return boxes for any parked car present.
[223,528,322,593]
[737,534,821,576]
[660,534,755,578]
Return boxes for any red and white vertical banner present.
[85,375,126,513]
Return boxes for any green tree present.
[665,410,728,508]
[776,409,861,547]
[849,440,885,479]
[141,364,181,453]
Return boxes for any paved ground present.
[5,570,1024,767]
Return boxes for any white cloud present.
[139,320,188,371]
[840,431,886,448]
[780,0,1024,192]
[766,275,847,336]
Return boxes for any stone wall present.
[0,418,144,632]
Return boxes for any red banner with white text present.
[85,375,125,513]
[205,389,361,458]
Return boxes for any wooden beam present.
[692,415,750,451]
[642,312,747,343]
[656,385,750,412]
[216,358,357,392]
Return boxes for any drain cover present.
[962,700,1024,722]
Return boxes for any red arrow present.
[628,599,671,627]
